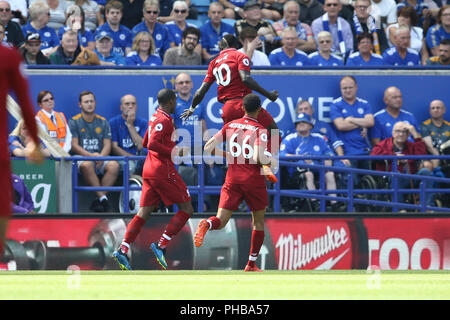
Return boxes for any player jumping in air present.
[180,34,279,183]
[112,89,194,270]
[195,93,277,272]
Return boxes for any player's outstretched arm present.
[180,82,213,120]
[239,70,279,102]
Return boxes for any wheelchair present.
[280,166,346,212]
[355,158,445,212]
[434,140,450,208]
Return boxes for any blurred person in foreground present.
[0,43,43,260]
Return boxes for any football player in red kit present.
[112,89,194,270]
[195,93,277,272]
[181,34,279,183]
[0,44,43,260]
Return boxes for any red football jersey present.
[214,115,268,186]
[204,48,252,103]
[0,45,39,161]
[142,108,178,179]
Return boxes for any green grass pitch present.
[1,270,450,300]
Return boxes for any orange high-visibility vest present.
[36,110,68,147]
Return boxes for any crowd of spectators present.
[7,73,449,212]
[1,0,449,66]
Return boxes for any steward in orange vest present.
[36,110,68,147]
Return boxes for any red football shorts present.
[221,98,245,125]
[221,99,275,128]
[0,160,12,217]
[140,174,191,207]
[218,182,268,212]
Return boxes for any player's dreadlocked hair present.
[218,34,240,51]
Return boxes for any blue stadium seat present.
[187,19,203,28]
[222,18,236,27]
[191,0,211,14]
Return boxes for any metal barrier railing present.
[24,154,450,213]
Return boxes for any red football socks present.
[121,215,146,254]
[158,210,191,249]
[207,216,221,230]
[247,230,265,267]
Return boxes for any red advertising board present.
[265,218,365,270]
[2,216,450,270]
[364,218,450,270]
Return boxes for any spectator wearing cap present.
[22,1,60,55]
[346,32,384,66]
[58,5,95,51]
[94,0,132,57]
[234,0,281,54]
[131,0,174,60]
[163,26,202,65]
[200,2,236,63]
[0,1,24,47]
[19,32,51,64]
[280,112,343,212]
[308,31,343,66]
[269,27,310,66]
[94,31,126,65]
[126,31,162,66]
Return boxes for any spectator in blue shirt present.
[330,76,374,182]
[95,0,133,57]
[297,99,350,168]
[94,31,126,65]
[425,5,450,58]
[126,31,162,66]
[370,86,420,146]
[346,32,384,66]
[269,27,310,66]
[165,1,198,47]
[131,0,174,60]
[308,30,344,66]
[22,1,60,55]
[58,5,95,51]
[382,25,420,66]
[172,72,212,209]
[172,72,207,155]
[109,94,148,175]
[280,113,343,211]
[200,2,236,63]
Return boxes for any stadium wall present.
[17,68,450,139]
[3,213,450,271]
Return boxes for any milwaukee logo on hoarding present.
[275,226,350,270]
